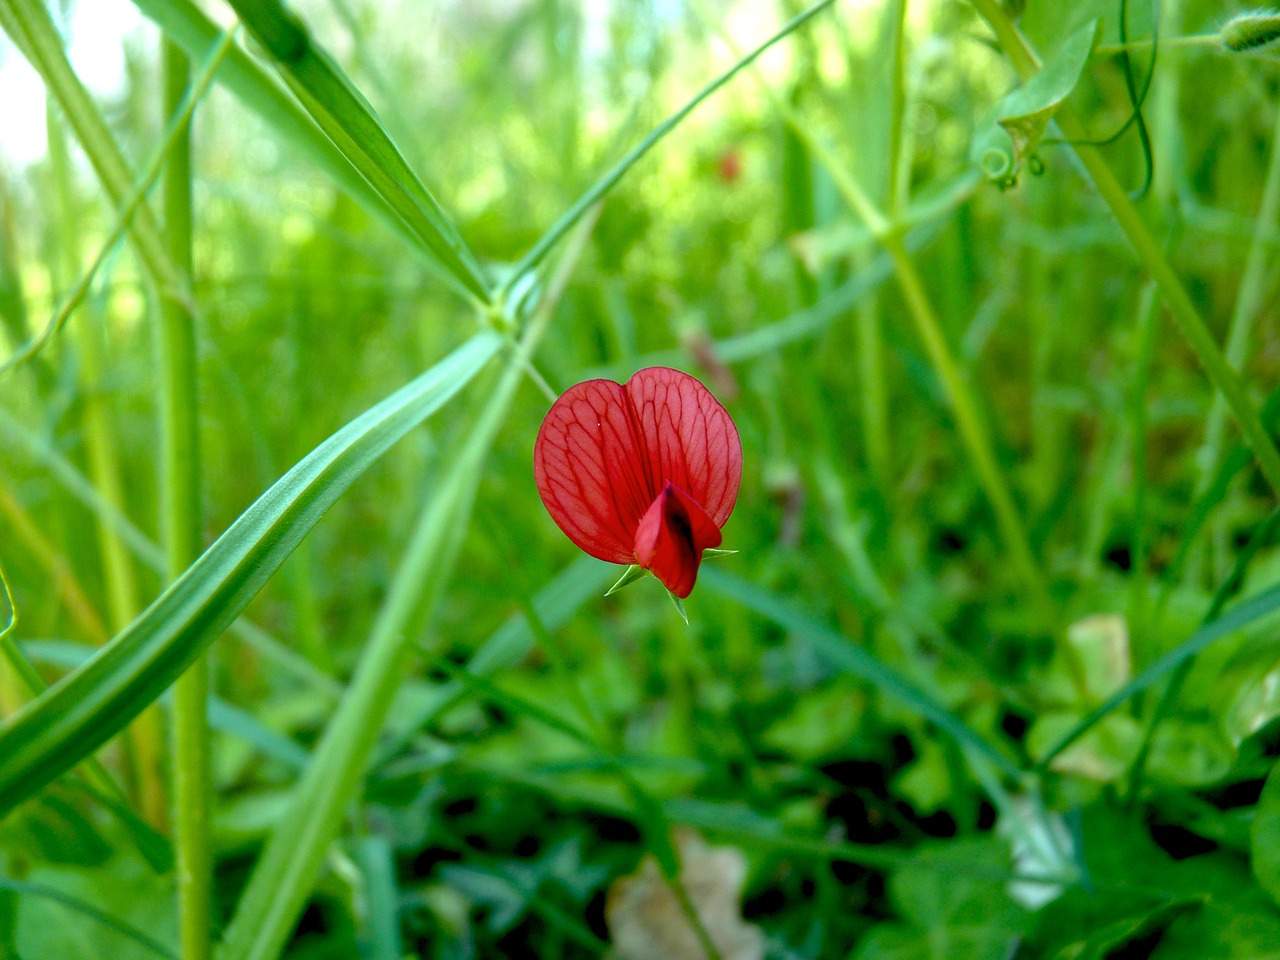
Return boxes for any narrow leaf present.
[224,0,491,301]
[1035,581,1280,767]
[0,333,501,816]
[972,18,1099,184]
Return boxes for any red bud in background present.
[717,150,742,184]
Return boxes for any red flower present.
[534,367,742,598]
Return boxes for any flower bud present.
[1222,10,1280,52]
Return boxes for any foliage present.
[1,0,1280,957]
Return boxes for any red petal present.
[625,367,742,529]
[534,379,657,564]
[635,482,723,597]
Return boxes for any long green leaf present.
[372,554,613,768]
[0,332,501,816]
[128,0,409,249]
[222,0,491,302]
[0,409,342,697]
[699,568,1024,779]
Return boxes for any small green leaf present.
[972,18,1099,185]
[701,548,738,559]
[666,589,689,625]
[605,565,648,596]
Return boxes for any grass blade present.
[223,0,491,302]
[0,878,176,959]
[129,0,421,256]
[1035,580,1280,768]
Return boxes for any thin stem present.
[217,211,601,960]
[885,237,1050,611]
[885,0,910,218]
[970,0,1280,499]
[0,0,184,302]
[47,97,168,826]
[706,10,1048,606]
[160,39,211,960]
[1195,99,1280,503]
[1094,33,1221,56]
[2,27,235,376]
[1127,284,1160,665]
[669,876,724,960]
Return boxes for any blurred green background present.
[3,0,1280,957]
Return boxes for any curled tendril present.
[982,147,1015,182]
[1043,0,1158,198]
[1028,154,1046,176]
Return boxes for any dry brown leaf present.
[605,829,765,960]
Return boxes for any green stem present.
[716,14,1048,606]
[885,0,909,218]
[216,212,600,960]
[1094,33,1220,56]
[1195,100,1280,500]
[853,246,889,487]
[1127,284,1160,664]
[970,0,1280,499]
[503,0,839,295]
[0,0,184,304]
[47,94,168,827]
[160,39,210,960]
[885,237,1049,610]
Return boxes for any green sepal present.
[605,564,648,596]
[702,548,738,559]
[666,589,689,625]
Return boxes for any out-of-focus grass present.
[3,0,1280,957]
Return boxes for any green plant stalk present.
[886,236,1049,609]
[216,214,596,960]
[159,39,211,960]
[885,0,910,219]
[1196,100,1280,503]
[1094,33,1220,56]
[0,335,500,816]
[721,16,1048,607]
[0,485,139,809]
[46,96,168,826]
[0,0,185,308]
[0,408,342,698]
[1128,284,1160,665]
[970,0,1280,498]
[3,28,235,376]
[853,247,889,486]
[216,349,536,960]
[128,0,427,259]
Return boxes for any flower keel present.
[634,482,722,598]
